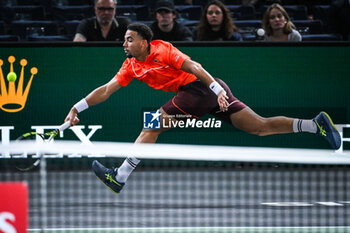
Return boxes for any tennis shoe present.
[313,112,341,150]
[92,160,124,194]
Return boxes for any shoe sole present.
[320,111,341,149]
[321,111,339,133]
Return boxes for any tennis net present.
[1,141,350,233]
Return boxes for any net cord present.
[1,140,350,164]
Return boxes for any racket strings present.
[44,129,59,138]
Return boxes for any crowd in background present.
[0,0,349,42]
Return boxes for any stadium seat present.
[63,20,80,39]
[175,5,202,20]
[2,6,45,22]
[191,0,242,6]
[67,0,94,5]
[16,0,37,5]
[174,0,188,4]
[134,20,152,26]
[27,35,71,41]
[118,0,145,5]
[261,5,308,20]
[116,6,136,20]
[134,5,150,21]
[302,33,342,41]
[116,5,150,21]
[0,35,20,41]
[191,0,208,6]
[182,19,199,32]
[224,0,241,4]
[312,5,331,32]
[52,6,94,21]
[0,20,4,34]
[293,20,324,34]
[234,20,261,29]
[11,20,59,40]
[226,5,256,20]
[284,5,308,20]
[242,34,256,41]
[234,20,262,36]
[182,20,199,27]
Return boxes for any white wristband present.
[209,81,224,96]
[74,98,89,113]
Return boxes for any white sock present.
[116,156,140,183]
[293,119,317,133]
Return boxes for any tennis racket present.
[14,120,73,171]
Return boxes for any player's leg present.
[112,108,176,185]
[229,107,294,136]
[134,108,175,143]
[107,82,221,192]
[211,78,341,149]
[92,108,178,194]
[229,108,341,149]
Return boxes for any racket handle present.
[58,117,78,131]
[59,121,72,131]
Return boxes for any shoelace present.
[315,121,327,137]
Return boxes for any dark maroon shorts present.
[162,78,247,125]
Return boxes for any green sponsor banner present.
[0,43,349,149]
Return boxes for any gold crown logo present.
[0,55,38,113]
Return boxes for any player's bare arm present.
[85,77,122,106]
[181,59,229,112]
[65,77,122,125]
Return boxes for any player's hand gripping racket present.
[14,120,74,171]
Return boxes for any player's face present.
[206,5,223,27]
[95,0,116,26]
[123,30,146,59]
[269,8,287,31]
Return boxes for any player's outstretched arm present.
[180,59,214,86]
[65,78,122,125]
[181,59,229,112]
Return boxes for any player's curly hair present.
[196,0,238,41]
[127,23,153,44]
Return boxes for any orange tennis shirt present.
[115,40,197,93]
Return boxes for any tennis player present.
[65,23,341,194]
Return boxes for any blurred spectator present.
[329,0,350,40]
[73,0,130,41]
[242,0,259,5]
[149,0,193,41]
[262,3,301,41]
[261,0,332,20]
[194,0,242,41]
